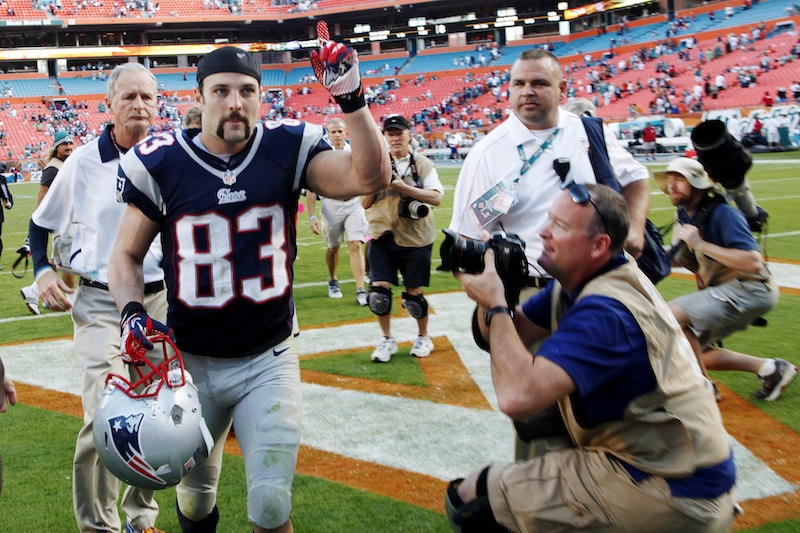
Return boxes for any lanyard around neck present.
[517,128,560,178]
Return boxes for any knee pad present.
[248,482,292,530]
[368,285,392,316]
[444,472,509,533]
[402,291,428,320]
[176,500,219,533]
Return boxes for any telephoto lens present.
[438,228,489,274]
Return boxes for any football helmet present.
[92,334,214,490]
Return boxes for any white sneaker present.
[410,335,434,358]
[328,280,343,299]
[356,289,368,306]
[371,336,397,363]
[20,286,39,315]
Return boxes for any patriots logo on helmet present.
[107,414,167,486]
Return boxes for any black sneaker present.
[753,359,798,401]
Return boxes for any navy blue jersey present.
[117,119,330,357]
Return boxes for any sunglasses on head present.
[560,180,610,236]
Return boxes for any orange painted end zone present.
[13,379,800,527]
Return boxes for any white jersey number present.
[174,206,289,308]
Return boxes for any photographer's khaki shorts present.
[487,449,736,533]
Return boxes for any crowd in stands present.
[560,20,799,119]
[2,1,800,162]
[203,0,242,14]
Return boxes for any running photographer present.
[362,114,444,362]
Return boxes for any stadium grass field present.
[1,153,799,531]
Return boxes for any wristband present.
[335,89,366,113]
[309,215,318,221]
[484,306,513,327]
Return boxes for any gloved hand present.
[310,20,365,113]
[120,302,173,365]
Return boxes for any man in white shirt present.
[449,49,650,279]
[306,117,370,304]
[448,49,650,461]
[29,63,167,533]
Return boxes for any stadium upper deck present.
[0,0,798,162]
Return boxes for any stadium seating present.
[0,78,58,98]
[58,77,109,95]
[2,0,798,160]
[402,50,490,74]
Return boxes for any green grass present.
[302,350,429,386]
[1,153,799,531]
[0,405,449,531]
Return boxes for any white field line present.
[0,291,795,501]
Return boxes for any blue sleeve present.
[29,219,52,277]
[704,204,759,252]
[521,284,554,330]
[537,295,655,425]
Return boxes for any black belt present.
[524,277,551,289]
[80,278,165,295]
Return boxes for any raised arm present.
[305,109,389,198]
[306,20,390,198]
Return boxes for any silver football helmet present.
[92,334,214,490]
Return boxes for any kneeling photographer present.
[361,115,444,363]
[443,184,736,533]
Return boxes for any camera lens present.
[409,200,429,219]
[438,229,486,273]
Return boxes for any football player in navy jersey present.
[108,37,390,533]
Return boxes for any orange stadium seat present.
[1,0,797,157]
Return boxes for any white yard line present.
[1,291,796,500]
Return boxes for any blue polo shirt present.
[679,200,759,252]
[521,254,735,498]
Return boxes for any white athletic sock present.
[758,359,777,378]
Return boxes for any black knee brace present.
[177,500,219,533]
[368,285,392,316]
[444,469,510,533]
[402,291,428,320]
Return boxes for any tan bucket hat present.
[653,157,722,194]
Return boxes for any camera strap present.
[390,152,420,186]
[11,252,29,279]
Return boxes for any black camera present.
[398,196,429,219]
[438,228,530,306]
[691,119,767,231]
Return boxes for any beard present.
[216,113,251,142]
